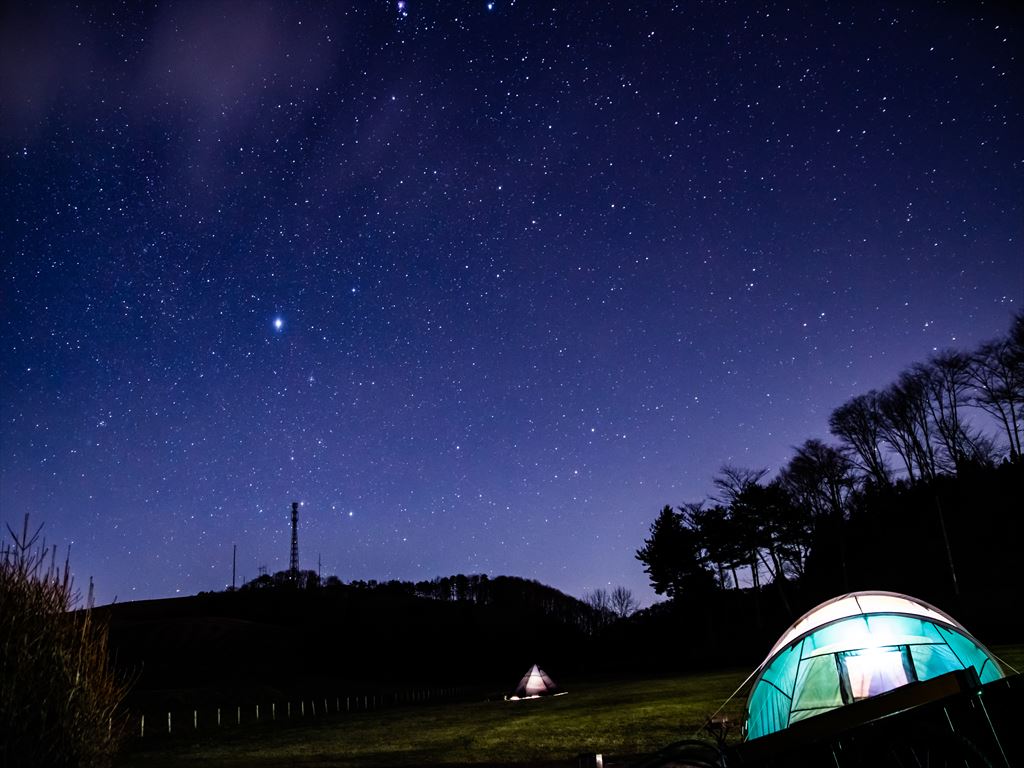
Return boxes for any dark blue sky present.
[2,1,1020,606]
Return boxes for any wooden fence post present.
[140,714,145,738]
[167,712,172,734]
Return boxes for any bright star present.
[273,317,283,331]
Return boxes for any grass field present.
[116,669,751,768]
[116,645,1024,768]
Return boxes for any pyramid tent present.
[514,664,557,697]
[745,591,1004,741]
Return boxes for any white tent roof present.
[761,591,962,666]
[745,590,1003,741]
[514,664,557,696]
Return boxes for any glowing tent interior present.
[512,664,558,698]
[745,591,1005,741]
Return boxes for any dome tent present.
[745,591,1004,741]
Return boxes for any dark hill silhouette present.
[104,574,600,708]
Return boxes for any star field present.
[1,1,1021,605]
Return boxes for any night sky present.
[1,2,1020,607]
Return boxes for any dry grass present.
[1,515,131,768]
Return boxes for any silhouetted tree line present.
[635,313,1024,660]
[238,570,600,634]
[240,568,322,591]
[582,586,640,630]
[417,574,626,632]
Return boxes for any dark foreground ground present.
[116,645,1024,768]
[115,669,749,768]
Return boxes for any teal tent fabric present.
[745,591,1004,741]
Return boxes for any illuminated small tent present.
[513,664,558,697]
[745,591,1004,741]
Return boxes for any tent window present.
[838,645,916,703]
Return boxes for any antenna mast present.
[289,501,299,578]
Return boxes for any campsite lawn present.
[991,643,1024,673]
[115,645,1024,768]
[116,669,750,768]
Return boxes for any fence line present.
[135,686,472,739]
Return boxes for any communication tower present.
[289,501,299,577]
